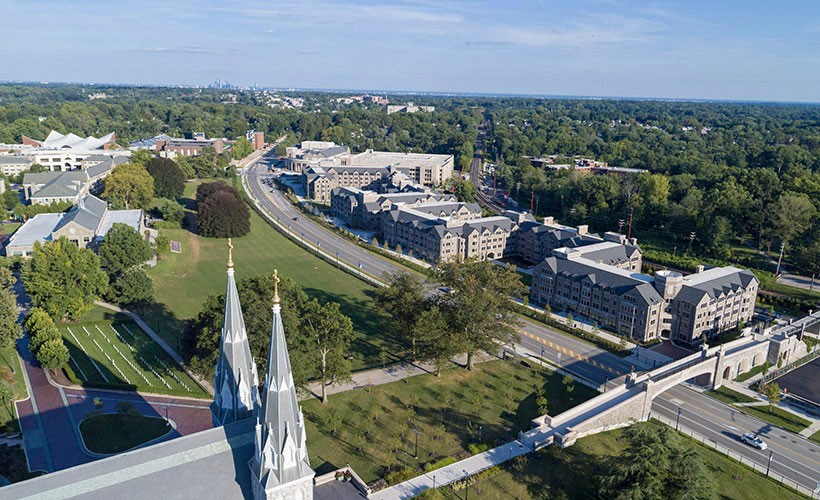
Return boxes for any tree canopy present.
[107,267,154,306]
[146,157,185,199]
[99,223,152,275]
[102,163,154,210]
[24,238,109,320]
[196,181,250,238]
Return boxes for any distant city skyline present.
[2,0,820,103]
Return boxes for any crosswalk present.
[519,329,622,375]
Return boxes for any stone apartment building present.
[22,156,124,205]
[289,142,454,202]
[330,187,456,230]
[531,249,758,344]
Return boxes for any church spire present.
[250,270,314,500]
[211,239,260,427]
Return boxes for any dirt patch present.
[178,232,201,278]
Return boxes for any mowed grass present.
[707,386,758,405]
[61,313,209,399]
[736,405,811,434]
[144,180,404,372]
[457,420,807,500]
[80,413,171,454]
[302,359,596,484]
[0,348,29,434]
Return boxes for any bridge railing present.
[759,345,820,387]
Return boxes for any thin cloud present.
[492,14,665,47]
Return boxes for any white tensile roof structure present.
[30,130,116,150]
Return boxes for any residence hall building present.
[287,141,454,202]
[4,194,145,257]
[531,247,758,344]
[22,156,126,205]
[0,251,359,500]
[330,186,456,230]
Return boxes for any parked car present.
[740,433,767,450]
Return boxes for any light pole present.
[775,242,786,276]
[432,475,436,490]
[478,425,483,443]
[164,405,170,426]
[766,451,774,476]
[463,469,469,500]
[336,251,339,265]
[540,348,545,367]
[676,407,682,431]
[413,428,420,459]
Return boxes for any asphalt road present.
[245,153,820,492]
[655,385,820,492]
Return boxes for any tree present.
[35,338,69,370]
[0,266,14,289]
[154,232,171,260]
[447,177,477,203]
[3,190,20,211]
[432,259,528,370]
[146,158,185,199]
[102,163,154,210]
[0,380,14,415]
[562,374,575,400]
[535,387,549,415]
[25,308,60,355]
[375,272,426,357]
[414,304,459,375]
[108,267,154,306]
[232,137,254,160]
[99,223,152,275]
[302,299,354,403]
[129,149,152,167]
[769,193,816,246]
[766,382,782,411]
[0,289,22,362]
[24,238,109,320]
[196,182,250,238]
[156,198,184,225]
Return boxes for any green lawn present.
[707,386,758,405]
[0,349,28,434]
[448,420,807,500]
[0,223,20,236]
[60,310,209,399]
[302,359,596,484]
[144,180,405,372]
[736,405,811,434]
[811,430,820,445]
[736,363,768,382]
[79,413,171,454]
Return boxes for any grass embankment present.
[60,307,208,399]
[0,348,28,434]
[144,180,405,372]
[736,364,768,382]
[446,420,807,500]
[707,386,811,434]
[79,413,171,454]
[302,359,596,484]
[811,431,820,445]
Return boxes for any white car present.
[741,433,767,450]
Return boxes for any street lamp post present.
[540,348,545,367]
[164,405,170,426]
[432,475,436,490]
[676,408,682,431]
[766,451,774,476]
[414,428,420,459]
[478,425,482,443]
[463,470,469,500]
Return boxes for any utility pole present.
[627,207,634,239]
[618,219,625,233]
[775,242,786,276]
[530,188,535,213]
[687,232,696,253]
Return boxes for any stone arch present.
[487,252,495,260]
[722,366,732,380]
[739,359,750,374]
[753,352,765,366]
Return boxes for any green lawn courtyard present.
[79,412,172,454]
[0,348,29,434]
[60,308,208,399]
[301,359,596,485]
[144,180,407,373]
[439,420,808,500]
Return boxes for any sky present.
[1,0,819,102]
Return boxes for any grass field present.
[735,405,811,434]
[60,310,209,399]
[79,413,171,454]
[811,430,820,445]
[0,223,20,236]
[707,386,758,405]
[144,180,405,372]
[443,420,807,500]
[302,359,596,484]
[0,348,28,434]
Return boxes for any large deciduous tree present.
[99,223,152,275]
[433,259,527,370]
[374,272,426,358]
[196,181,250,238]
[146,157,186,199]
[36,338,70,370]
[769,193,816,246]
[24,238,109,320]
[108,267,154,306]
[302,300,354,403]
[0,289,22,363]
[231,137,254,160]
[102,163,155,210]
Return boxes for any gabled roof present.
[54,194,108,232]
[675,267,758,305]
[24,170,88,199]
[0,156,32,165]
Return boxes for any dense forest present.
[486,99,820,276]
[0,85,817,276]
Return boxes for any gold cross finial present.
[273,269,280,305]
[227,238,234,268]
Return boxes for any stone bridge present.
[532,329,807,447]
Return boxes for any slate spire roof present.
[250,270,314,493]
[211,239,261,427]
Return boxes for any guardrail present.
[652,413,817,498]
[760,347,820,386]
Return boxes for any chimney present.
[576,225,588,236]
[543,216,555,225]
[696,265,705,273]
